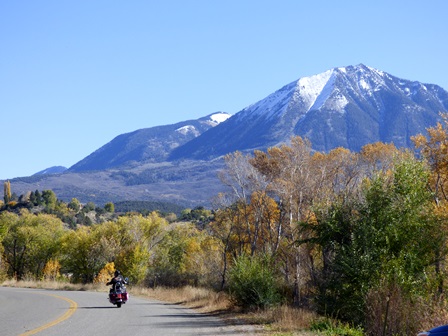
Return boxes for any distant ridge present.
[69,112,230,172]
[33,166,67,175]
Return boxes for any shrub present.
[227,253,282,309]
[311,317,364,336]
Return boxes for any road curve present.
[0,287,258,335]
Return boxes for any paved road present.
[0,287,257,336]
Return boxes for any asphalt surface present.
[0,287,255,336]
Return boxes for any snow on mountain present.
[176,112,231,136]
[170,64,448,161]
[175,125,200,136]
[210,112,231,123]
[297,69,335,112]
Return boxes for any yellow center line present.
[19,294,78,336]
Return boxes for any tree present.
[307,155,443,329]
[104,202,115,213]
[219,151,268,203]
[412,113,448,204]
[412,113,448,294]
[68,198,81,212]
[94,262,115,284]
[82,202,96,213]
[150,222,221,288]
[60,213,168,284]
[42,259,61,281]
[3,181,11,204]
[250,137,319,305]
[113,213,168,284]
[0,211,65,279]
[41,190,57,211]
[359,142,400,175]
[60,226,97,283]
[30,190,43,206]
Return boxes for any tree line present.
[209,114,448,334]
[2,114,448,335]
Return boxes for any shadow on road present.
[78,306,117,309]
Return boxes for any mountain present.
[169,64,448,160]
[34,166,67,175]
[4,65,448,207]
[69,112,231,172]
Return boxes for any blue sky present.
[1,1,447,180]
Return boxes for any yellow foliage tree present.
[412,114,448,205]
[3,180,11,204]
[94,262,115,284]
[42,259,61,281]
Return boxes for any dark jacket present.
[107,275,127,286]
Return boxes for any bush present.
[227,253,282,309]
[311,318,364,336]
[364,280,444,336]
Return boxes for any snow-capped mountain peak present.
[170,64,448,161]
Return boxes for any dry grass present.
[131,286,318,335]
[1,278,105,292]
[1,280,319,335]
[131,285,232,312]
[257,305,318,331]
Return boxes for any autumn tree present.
[249,137,322,305]
[60,226,97,283]
[60,213,168,284]
[94,262,115,284]
[212,151,274,288]
[219,151,268,203]
[0,210,65,279]
[149,222,221,288]
[412,113,448,204]
[210,198,242,289]
[3,180,11,204]
[113,213,168,284]
[42,259,61,281]
[359,142,400,177]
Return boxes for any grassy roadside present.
[1,279,319,335]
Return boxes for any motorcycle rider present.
[107,270,127,292]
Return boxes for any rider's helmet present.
[114,270,121,277]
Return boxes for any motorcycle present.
[108,277,129,308]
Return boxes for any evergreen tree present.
[68,198,81,212]
[34,190,43,205]
[42,190,57,211]
[104,202,115,213]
